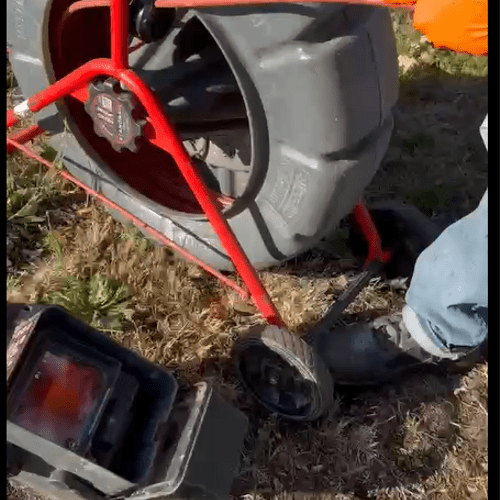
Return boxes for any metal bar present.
[116,71,285,326]
[305,202,392,340]
[62,0,414,11]
[69,87,90,102]
[6,124,44,154]
[6,136,250,300]
[305,260,383,342]
[7,59,118,129]
[155,0,414,9]
[352,201,392,268]
[110,0,129,70]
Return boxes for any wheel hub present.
[239,346,314,416]
[84,78,146,153]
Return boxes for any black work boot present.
[312,313,483,386]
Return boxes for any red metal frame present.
[110,0,129,70]
[66,0,414,10]
[352,202,392,268]
[6,124,45,154]
[156,0,414,7]
[7,0,396,330]
[7,135,250,299]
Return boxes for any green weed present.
[40,274,133,332]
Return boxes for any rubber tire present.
[233,325,335,421]
[7,2,399,270]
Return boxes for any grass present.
[363,11,488,229]
[6,151,79,272]
[41,273,133,331]
[7,9,487,500]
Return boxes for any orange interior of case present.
[11,350,103,448]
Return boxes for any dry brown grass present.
[7,202,488,499]
[7,201,404,381]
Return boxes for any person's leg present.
[403,190,488,359]
[317,115,488,384]
[403,113,488,358]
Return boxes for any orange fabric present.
[383,0,416,4]
[383,0,488,56]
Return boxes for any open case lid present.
[130,382,248,500]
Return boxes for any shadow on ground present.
[366,73,488,221]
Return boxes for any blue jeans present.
[403,116,488,358]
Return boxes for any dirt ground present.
[7,9,488,500]
[366,76,488,221]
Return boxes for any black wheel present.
[8,1,398,270]
[233,325,334,421]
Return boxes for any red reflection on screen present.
[12,350,103,448]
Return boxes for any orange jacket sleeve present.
[383,0,488,56]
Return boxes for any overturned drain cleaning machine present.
[7,304,248,500]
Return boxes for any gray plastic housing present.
[7,305,248,500]
[8,384,248,500]
[7,2,399,270]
